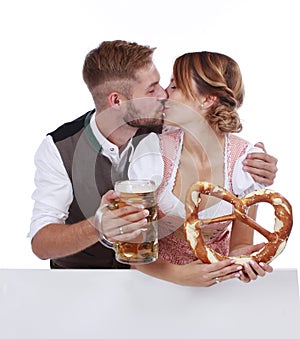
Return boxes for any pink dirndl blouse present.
[157,127,261,265]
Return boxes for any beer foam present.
[116,180,154,193]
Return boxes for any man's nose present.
[159,86,168,99]
[164,86,170,99]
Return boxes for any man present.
[30,40,166,268]
[30,40,277,279]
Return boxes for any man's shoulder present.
[48,109,95,143]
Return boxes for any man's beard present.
[126,117,163,128]
[124,99,164,129]
[126,116,164,135]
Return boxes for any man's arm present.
[31,219,99,260]
[243,142,278,186]
[30,136,100,260]
[31,191,149,260]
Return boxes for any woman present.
[156,51,269,266]
[99,51,274,286]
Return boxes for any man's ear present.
[108,92,122,107]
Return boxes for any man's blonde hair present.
[82,40,155,109]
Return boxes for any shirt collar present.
[86,111,134,164]
[89,111,119,153]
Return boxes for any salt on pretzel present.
[184,181,293,265]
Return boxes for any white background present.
[0,0,298,280]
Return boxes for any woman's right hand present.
[175,259,243,287]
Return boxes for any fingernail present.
[236,266,243,271]
[235,272,241,278]
[244,263,249,269]
[250,260,256,265]
[143,209,149,217]
[259,262,265,267]
[141,219,148,225]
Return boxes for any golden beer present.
[113,180,158,264]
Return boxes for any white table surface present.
[0,268,299,339]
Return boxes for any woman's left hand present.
[230,243,273,283]
[238,261,273,283]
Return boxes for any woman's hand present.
[174,259,244,287]
[134,257,244,287]
[238,261,273,283]
[230,243,273,283]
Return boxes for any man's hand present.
[242,142,278,186]
[95,190,149,242]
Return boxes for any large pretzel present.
[184,181,293,265]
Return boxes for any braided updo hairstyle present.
[172,51,244,133]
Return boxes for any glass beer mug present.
[110,179,158,265]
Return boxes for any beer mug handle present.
[99,233,114,249]
[95,205,115,249]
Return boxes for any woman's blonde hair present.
[173,51,244,133]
